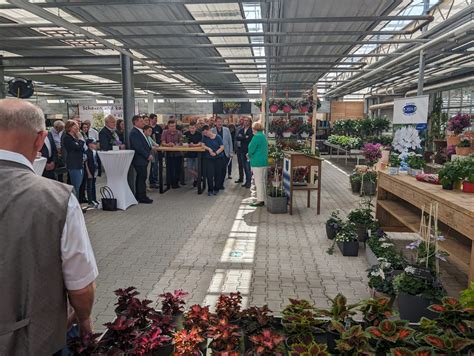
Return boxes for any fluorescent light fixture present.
[65,74,117,84]
[149,74,180,83]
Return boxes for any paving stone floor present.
[85,158,466,331]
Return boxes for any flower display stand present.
[375,171,474,286]
[283,151,323,215]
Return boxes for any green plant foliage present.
[459,282,474,308]
[328,135,363,149]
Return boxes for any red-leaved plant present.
[207,318,241,355]
[249,329,285,356]
[160,289,189,316]
[241,305,274,335]
[173,327,205,356]
[67,333,101,355]
[216,292,242,321]
[114,286,140,313]
[184,304,215,332]
[130,326,172,355]
[366,319,414,351]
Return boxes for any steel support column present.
[121,53,135,147]
[417,0,431,96]
[0,56,5,99]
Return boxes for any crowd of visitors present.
[33,109,268,207]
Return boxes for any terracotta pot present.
[463,181,474,193]
[269,104,279,113]
[446,135,461,146]
[381,150,390,164]
[282,105,292,113]
[455,146,472,156]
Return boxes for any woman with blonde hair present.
[247,121,268,207]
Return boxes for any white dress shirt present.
[88,127,99,141]
[0,150,98,291]
[44,136,52,158]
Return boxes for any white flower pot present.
[267,132,276,138]
[388,167,399,175]
[283,132,292,138]
[301,132,309,138]
[411,168,422,177]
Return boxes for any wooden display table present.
[283,152,323,215]
[376,171,474,285]
[156,146,206,194]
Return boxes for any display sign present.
[393,95,429,124]
[283,157,292,199]
[213,102,252,114]
[79,104,137,129]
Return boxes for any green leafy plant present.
[427,297,473,337]
[316,293,359,324]
[393,267,445,301]
[459,282,474,308]
[360,297,395,327]
[326,210,343,232]
[366,319,415,351]
[289,341,330,356]
[367,259,397,296]
[348,206,373,227]
[282,299,325,340]
[389,153,402,167]
[335,324,372,355]
[407,153,425,170]
[422,330,474,354]
[457,138,471,148]
[327,222,358,254]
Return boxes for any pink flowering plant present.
[447,113,471,135]
[363,143,383,166]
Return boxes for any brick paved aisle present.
[86,161,369,330]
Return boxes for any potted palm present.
[388,153,401,175]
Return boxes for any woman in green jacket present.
[247,121,268,207]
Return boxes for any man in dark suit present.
[40,131,58,180]
[129,115,153,204]
[99,115,125,151]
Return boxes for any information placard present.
[283,157,292,199]
[393,95,429,124]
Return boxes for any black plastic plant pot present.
[351,180,361,194]
[153,342,174,356]
[397,293,437,323]
[326,222,339,240]
[442,182,454,190]
[266,195,288,214]
[354,223,368,242]
[326,331,340,354]
[361,180,376,196]
[337,240,359,256]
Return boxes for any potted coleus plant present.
[456,138,472,156]
[114,286,140,315]
[422,331,474,355]
[335,223,360,256]
[173,327,205,356]
[207,318,241,355]
[326,210,343,240]
[360,297,395,327]
[388,153,401,175]
[249,329,286,356]
[366,319,415,353]
[407,152,425,177]
[160,289,189,328]
[282,299,325,347]
[216,292,242,322]
[332,323,373,355]
[288,340,330,356]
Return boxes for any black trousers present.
[218,155,230,189]
[205,157,224,192]
[167,156,182,187]
[79,166,87,203]
[87,178,97,204]
[134,164,148,200]
[236,149,244,181]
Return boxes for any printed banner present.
[393,95,429,124]
[78,104,138,129]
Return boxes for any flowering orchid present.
[406,240,422,250]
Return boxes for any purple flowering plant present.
[447,113,471,135]
[362,143,383,166]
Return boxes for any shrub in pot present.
[207,318,241,355]
[360,171,377,196]
[325,209,342,240]
[455,138,472,156]
[407,152,425,177]
[215,292,242,322]
[335,223,360,256]
[347,203,374,242]
[173,327,205,356]
[388,153,401,175]
[459,156,474,193]
[288,340,330,356]
[350,172,362,193]
[249,329,286,355]
[267,184,288,214]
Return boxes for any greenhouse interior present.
[0,0,473,355]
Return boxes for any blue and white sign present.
[393,95,429,124]
[283,157,292,199]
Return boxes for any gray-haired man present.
[0,99,98,355]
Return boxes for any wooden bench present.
[376,171,474,285]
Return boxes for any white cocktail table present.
[98,150,138,210]
[33,157,47,175]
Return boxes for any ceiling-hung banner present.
[213,102,252,114]
[393,95,429,125]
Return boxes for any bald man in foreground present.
[0,99,98,355]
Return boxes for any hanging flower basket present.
[282,104,292,113]
[298,106,309,113]
[269,104,279,113]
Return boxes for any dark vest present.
[0,160,72,355]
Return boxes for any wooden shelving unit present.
[376,171,474,285]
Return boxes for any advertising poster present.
[393,95,429,124]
